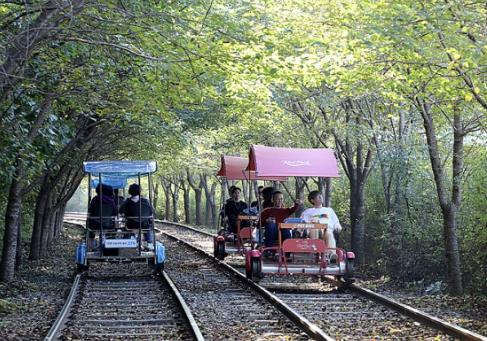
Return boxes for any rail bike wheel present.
[76,264,84,273]
[215,240,225,260]
[77,262,88,273]
[345,258,355,283]
[251,257,261,282]
[152,261,164,272]
[148,257,164,272]
[245,258,252,279]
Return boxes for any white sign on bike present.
[104,239,137,248]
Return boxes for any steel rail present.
[159,221,487,341]
[45,271,203,340]
[44,274,82,341]
[64,218,487,341]
[226,262,335,341]
[161,229,335,341]
[162,270,205,341]
[345,282,487,341]
[154,219,213,236]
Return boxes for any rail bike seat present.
[237,227,255,252]
[123,202,153,230]
[87,203,116,231]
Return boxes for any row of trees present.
[2,1,487,296]
[0,0,236,282]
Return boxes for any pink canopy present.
[246,145,339,178]
[217,155,286,181]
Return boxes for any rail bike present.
[213,213,259,259]
[245,219,355,283]
[237,145,355,283]
[75,161,165,272]
[213,155,285,259]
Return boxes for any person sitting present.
[224,187,248,234]
[259,191,301,257]
[300,190,342,263]
[250,185,264,209]
[88,184,118,249]
[261,186,275,209]
[119,183,155,250]
[219,185,236,227]
[89,184,119,216]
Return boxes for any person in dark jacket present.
[88,184,118,249]
[120,183,155,250]
[250,185,264,209]
[89,184,118,216]
[261,186,275,209]
[224,187,248,233]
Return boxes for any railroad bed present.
[45,262,201,340]
[161,235,312,340]
[56,215,487,340]
[158,221,487,341]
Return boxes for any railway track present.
[161,234,316,340]
[45,263,203,341]
[157,221,487,341]
[61,214,487,340]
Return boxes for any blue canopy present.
[83,161,157,177]
[91,177,128,189]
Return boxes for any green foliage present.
[457,146,487,294]
[3,0,487,294]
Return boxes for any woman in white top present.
[300,190,342,261]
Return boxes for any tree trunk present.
[205,197,212,227]
[0,94,55,281]
[416,97,463,295]
[59,205,67,236]
[201,175,212,227]
[372,106,409,275]
[160,178,171,221]
[0,164,24,281]
[30,162,82,259]
[153,183,159,219]
[349,173,366,265]
[40,192,54,258]
[209,182,218,229]
[323,177,332,207]
[335,137,371,266]
[295,177,306,216]
[186,168,203,226]
[181,179,191,224]
[29,175,50,260]
[171,177,179,223]
[15,208,22,271]
[201,174,217,229]
[194,188,203,226]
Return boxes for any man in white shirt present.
[300,190,342,263]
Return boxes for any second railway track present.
[46,263,202,341]
[158,220,487,341]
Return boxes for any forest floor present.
[0,224,486,340]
